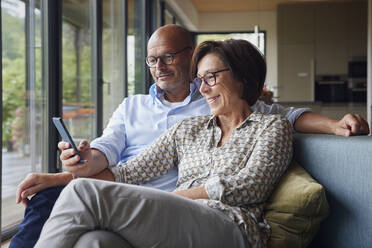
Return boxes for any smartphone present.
[52,117,85,164]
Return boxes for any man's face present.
[147,37,192,94]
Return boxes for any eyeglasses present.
[146,47,191,67]
[194,69,229,87]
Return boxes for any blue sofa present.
[70,133,372,247]
[293,133,372,248]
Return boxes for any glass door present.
[62,0,97,143]
[1,0,46,232]
[102,0,126,126]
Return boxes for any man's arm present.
[16,168,115,206]
[16,172,72,206]
[16,141,112,206]
[253,101,370,136]
[294,112,370,136]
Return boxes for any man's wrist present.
[57,172,74,185]
[328,119,339,135]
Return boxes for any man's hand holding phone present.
[54,117,109,178]
[58,140,94,177]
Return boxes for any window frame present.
[43,0,63,173]
[144,0,156,92]
[160,1,184,27]
[1,0,156,240]
[91,0,103,136]
[0,0,3,241]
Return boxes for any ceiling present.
[190,0,366,12]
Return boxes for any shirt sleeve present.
[109,122,180,185]
[205,117,293,207]
[253,100,311,131]
[90,99,128,166]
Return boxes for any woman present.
[35,39,292,248]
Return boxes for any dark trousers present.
[9,186,65,248]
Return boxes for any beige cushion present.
[264,161,329,248]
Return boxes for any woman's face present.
[197,53,244,116]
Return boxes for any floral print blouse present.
[110,112,293,247]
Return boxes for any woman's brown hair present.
[190,39,266,106]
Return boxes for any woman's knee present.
[74,230,134,248]
[60,178,99,200]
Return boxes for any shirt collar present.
[207,111,264,129]
[149,80,202,104]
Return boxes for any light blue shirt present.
[91,80,310,191]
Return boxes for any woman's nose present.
[199,80,209,95]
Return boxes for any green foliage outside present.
[62,22,92,105]
[2,10,27,147]
[2,7,93,147]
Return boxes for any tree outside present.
[2,2,27,150]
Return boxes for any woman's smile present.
[207,95,220,104]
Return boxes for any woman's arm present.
[205,117,293,207]
[173,186,209,200]
[111,123,180,184]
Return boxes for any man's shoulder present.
[253,112,288,126]
[123,94,153,105]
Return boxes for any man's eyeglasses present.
[194,69,229,87]
[146,47,191,67]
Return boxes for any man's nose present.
[155,57,167,69]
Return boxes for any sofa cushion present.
[264,160,329,248]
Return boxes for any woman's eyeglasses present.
[194,69,229,87]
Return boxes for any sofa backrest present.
[293,134,372,248]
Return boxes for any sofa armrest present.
[293,134,372,248]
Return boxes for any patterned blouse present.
[110,112,293,247]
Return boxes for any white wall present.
[163,2,279,96]
[198,11,278,95]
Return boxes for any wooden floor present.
[2,149,29,231]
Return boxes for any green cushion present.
[264,161,329,248]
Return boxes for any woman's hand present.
[172,186,209,200]
[16,173,70,206]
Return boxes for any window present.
[160,1,182,26]
[2,0,46,232]
[102,0,126,126]
[196,31,266,55]
[127,0,148,96]
[1,0,153,240]
[62,0,97,143]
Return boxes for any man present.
[10,24,369,247]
